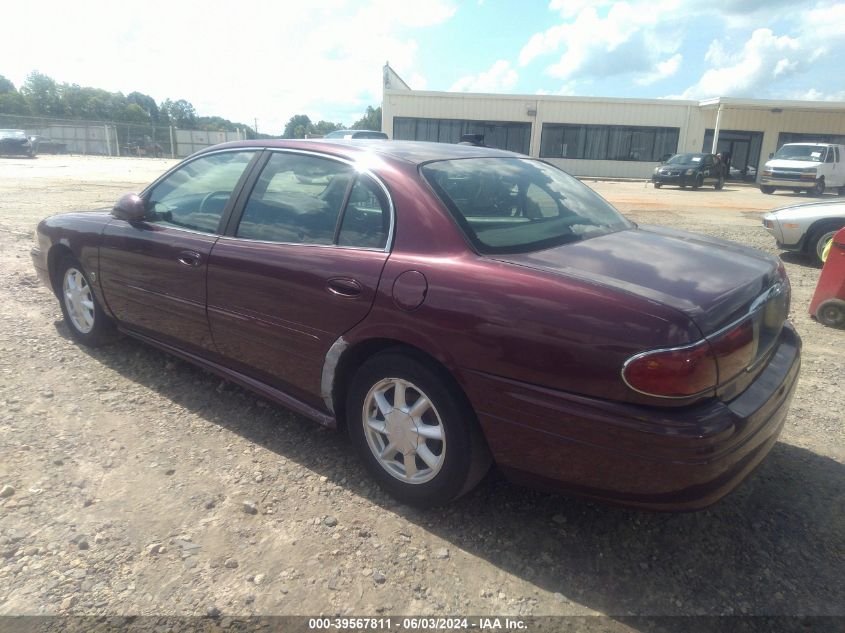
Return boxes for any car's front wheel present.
[760,186,775,194]
[653,182,662,189]
[807,224,840,266]
[347,351,491,506]
[692,175,703,190]
[811,178,826,197]
[57,255,119,346]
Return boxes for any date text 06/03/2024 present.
[307,617,529,630]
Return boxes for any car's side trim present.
[119,327,335,428]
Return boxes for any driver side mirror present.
[111,193,147,221]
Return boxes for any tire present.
[347,351,491,507]
[57,255,119,346]
[838,185,845,196]
[806,224,840,266]
[811,178,825,197]
[692,175,703,190]
[653,182,662,189]
[760,186,775,194]
[715,176,724,190]
[816,299,845,329]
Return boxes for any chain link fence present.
[0,113,246,158]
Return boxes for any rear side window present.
[337,176,390,249]
[237,153,353,245]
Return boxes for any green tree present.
[283,114,312,138]
[312,120,343,135]
[351,106,381,131]
[21,71,63,116]
[0,76,28,115]
[127,92,160,122]
[160,98,197,127]
[0,75,15,94]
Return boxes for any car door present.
[206,150,392,406]
[99,149,258,353]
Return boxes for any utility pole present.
[254,118,259,135]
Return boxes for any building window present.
[540,124,679,162]
[777,132,845,149]
[393,117,531,154]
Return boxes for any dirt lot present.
[0,156,842,624]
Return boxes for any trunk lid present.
[493,225,782,335]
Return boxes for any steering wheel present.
[199,191,230,213]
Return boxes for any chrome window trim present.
[620,280,788,399]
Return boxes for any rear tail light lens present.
[709,318,755,382]
[622,341,717,398]
[623,278,790,399]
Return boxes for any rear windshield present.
[421,157,632,254]
[773,145,827,162]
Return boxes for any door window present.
[825,148,834,163]
[146,151,255,233]
[237,153,354,245]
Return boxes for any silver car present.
[763,199,845,265]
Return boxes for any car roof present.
[204,139,521,166]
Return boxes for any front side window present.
[146,151,255,233]
[422,157,632,254]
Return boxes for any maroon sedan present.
[31,140,801,509]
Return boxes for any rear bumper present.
[463,324,801,511]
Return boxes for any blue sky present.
[2,1,843,134]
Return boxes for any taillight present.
[623,318,762,398]
[622,341,717,398]
[709,318,755,382]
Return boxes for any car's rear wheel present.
[347,351,491,506]
[760,186,775,194]
[816,299,845,328]
[57,255,118,346]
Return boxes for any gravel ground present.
[0,156,842,622]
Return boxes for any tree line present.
[0,71,381,138]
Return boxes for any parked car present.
[29,135,67,155]
[759,143,845,196]
[324,129,388,140]
[0,129,35,157]
[652,152,725,190]
[763,199,845,265]
[31,140,800,510]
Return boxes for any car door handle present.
[326,277,362,298]
[177,250,203,267]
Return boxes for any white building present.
[381,64,845,181]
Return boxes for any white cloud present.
[450,60,518,92]
[0,0,457,133]
[679,28,805,98]
[519,1,684,82]
[635,53,682,85]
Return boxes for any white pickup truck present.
[759,142,845,196]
